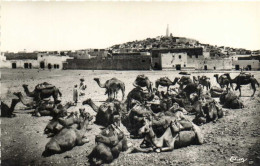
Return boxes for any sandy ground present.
[1,69,260,166]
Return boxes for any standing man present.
[79,78,87,96]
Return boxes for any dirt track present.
[1,69,260,166]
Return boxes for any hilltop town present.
[1,34,260,70]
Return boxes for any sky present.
[1,1,260,52]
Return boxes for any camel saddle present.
[239,73,252,80]
[35,82,55,90]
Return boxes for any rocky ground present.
[1,69,260,166]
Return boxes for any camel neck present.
[10,99,20,112]
[87,100,98,112]
[79,119,90,135]
[95,80,105,88]
[17,94,27,105]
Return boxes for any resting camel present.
[1,99,20,118]
[177,76,193,90]
[213,74,233,90]
[22,83,62,103]
[44,109,89,137]
[34,101,73,117]
[180,83,203,101]
[13,92,37,109]
[126,87,155,111]
[131,117,203,153]
[82,99,123,127]
[225,73,259,97]
[155,77,179,92]
[210,86,225,98]
[43,112,93,156]
[193,100,223,125]
[220,90,244,109]
[126,101,153,138]
[88,124,129,165]
[94,78,125,100]
[133,75,153,93]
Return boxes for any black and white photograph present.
[1,1,260,165]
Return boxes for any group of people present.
[73,78,87,105]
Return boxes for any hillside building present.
[0,52,73,69]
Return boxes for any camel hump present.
[136,75,148,80]
[35,82,55,90]
[239,73,252,79]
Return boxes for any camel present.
[34,101,73,117]
[82,98,123,127]
[22,83,62,103]
[220,90,244,109]
[210,86,225,98]
[155,77,179,92]
[225,73,259,97]
[126,87,155,111]
[177,76,193,90]
[133,75,153,93]
[131,117,203,153]
[88,124,129,165]
[214,74,233,90]
[94,78,125,100]
[13,92,37,109]
[180,83,203,101]
[1,99,20,118]
[43,112,93,156]
[198,76,211,90]
[44,109,89,137]
[193,100,223,125]
[126,101,153,138]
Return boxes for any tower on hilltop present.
[166,24,169,37]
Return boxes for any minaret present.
[166,24,169,37]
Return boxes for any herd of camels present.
[92,72,259,101]
[1,71,259,165]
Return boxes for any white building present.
[160,52,188,70]
[0,52,73,69]
[37,53,73,69]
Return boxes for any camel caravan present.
[1,71,259,165]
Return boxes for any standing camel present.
[225,73,259,97]
[133,75,153,93]
[198,76,211,90]
[93,78,125,100]
[155,77,179,92]
[22,83,62,103]
[213,74,233,90]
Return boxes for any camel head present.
[13,92,22,97]
[93,78,100,82]
[138,117,152,136]
[213,74,218,78]
[82,98,92,105]
[66,101,74,107]
[22,84,29,88]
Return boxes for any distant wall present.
[194,59,233,70]
[233,60,260,70]
[63,57,151,70]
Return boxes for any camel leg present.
[77,137,90,145]
[192,124,204,144]
[159,139,175,152]
[131,147,153,153]
[251,82,256,97]
[238,86,242,97]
